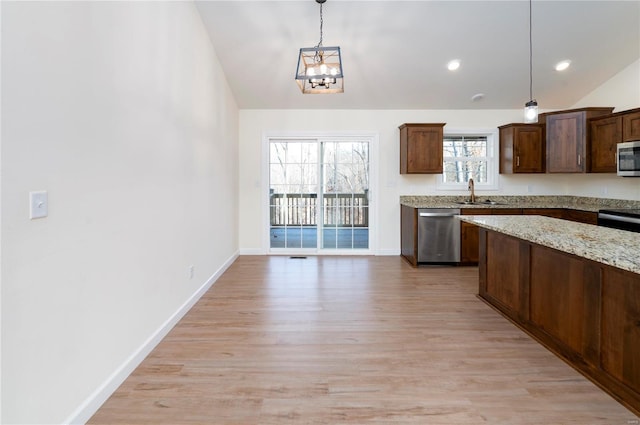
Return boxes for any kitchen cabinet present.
[623,109,640,142]
[562,209,598,225]
[477,225,640,414]
[601,267,640,392]
[522,208,564,219]
[399,123,445,174]
[522,208,597,224]
[590,115,622,173]
[588,108,640,173]
[498,124,545,173]
[460,208,521,265]
[460,208,485,265]
[400,205,418,266]
[541,107,614,173]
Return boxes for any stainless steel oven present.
[617,141,640,177]
[598,209,640,233]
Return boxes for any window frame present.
[436,128,500,191]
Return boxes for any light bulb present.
[320,64,328,75]
[524,100,538,123]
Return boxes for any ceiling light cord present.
[317,2,324,49]
[529,0,533,102]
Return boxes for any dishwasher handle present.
[419,212,459,217]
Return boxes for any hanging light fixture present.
[524,0,538,123]
[295,0,344,94]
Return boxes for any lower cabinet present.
[400,205,418,267]
[479,228,640,415]
[601,267,640,392]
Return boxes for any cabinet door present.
[482,231,529,320]
[530,246,585,349]
[622,110,640,142]
[562,209,598,225]
[601,267,640,391]
[459,208,485,264]
[399,124,444,174]
[590,115,621,173]
[546,111,585,173]
[499,124,544,173]
[400,205,418,266]
[514,126,545,173]
[522,208,564,219]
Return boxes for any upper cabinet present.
[498,123,545,173]
[399,123,445,174]
[589,108,640,173]
[541,107,614,173]
[589,115,622,173]
[622,109,640,142]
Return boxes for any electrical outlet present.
[188,265,194,279]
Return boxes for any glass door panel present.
[269,138,369,251]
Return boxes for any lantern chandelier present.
[295,0,344,94]
[524,0,538,123]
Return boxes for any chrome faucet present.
[468,178,476,203]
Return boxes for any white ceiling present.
[195,0,640,110]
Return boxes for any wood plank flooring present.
[88,256,638,424]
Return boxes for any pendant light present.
[524,0,538,123]
[295,0,344,94]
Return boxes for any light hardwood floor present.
[89,256,638,424]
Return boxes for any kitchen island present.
[459,214,640,416]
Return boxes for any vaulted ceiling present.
[195,1,640,110]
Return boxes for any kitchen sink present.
[455,199,506,205]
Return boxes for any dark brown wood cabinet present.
[587,108,640,173]
[460,208,521,265]
[590,115,622,173]
[478,227,640,415]
[601,267,640,392]
[541,107,614,173]
[562,209,598,225]
[460,208,485,264]
[399,123,445,174]
[498,124,545,173]
[623,109,640,142]
[400,205,418,266]
[522,208,565,219]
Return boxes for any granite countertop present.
[400,195,640,212]
[458,215,640,274]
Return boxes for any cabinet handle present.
[516,156,520,167]
[578,154,582,166]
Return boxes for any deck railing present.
[270,192,369,227]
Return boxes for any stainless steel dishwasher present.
[417,208,460,263]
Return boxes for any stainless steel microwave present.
[617,140,640,177]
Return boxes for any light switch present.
[29,191,48,219]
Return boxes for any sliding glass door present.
[268,137,370,252]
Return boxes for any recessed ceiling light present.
[447,60,461,71]
[555,60,571,71]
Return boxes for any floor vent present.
[289,256,308,259]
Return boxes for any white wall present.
[239,61,640,255]
[572,59,640,111]
[1,2,239,423]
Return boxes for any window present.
[437,129,498,190]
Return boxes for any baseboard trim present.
[377,249,400,256]
[239,248,266,255]
[63,251,239,425]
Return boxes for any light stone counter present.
[458,215,640,274]
[400,195,640,211]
